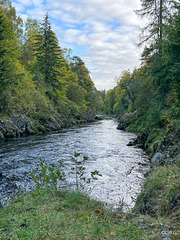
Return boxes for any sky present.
[11,0,143,90]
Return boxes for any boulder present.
[94,115,102,120]
[132,132,149,149]
[117,111,137,130]
[0,119,17,138]
[10,115,31,136]
[86,112,95,122]
[38,114,62,131]
[0,115,32,140]
[151,152,165,165]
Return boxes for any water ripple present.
[0,119,149,209]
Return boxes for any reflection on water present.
[0,119,149,209]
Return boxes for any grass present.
[0,187,180,239]
[134,163,180,222]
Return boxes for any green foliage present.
[71,152,102,190]
[104,2,179,157]
[103,89,116,115]
[34,13,62,90]
[30,158,65,194]
[0,6,20,111]
[0,0,23,42]
[0,4,100,131]
[66,81,85,105]
[70,56,94,93]
[30,154,102,194]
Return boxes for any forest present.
[103,0,180,221]
[0,0,103,139]
[104,0,180,158]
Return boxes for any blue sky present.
[12,0,143,90]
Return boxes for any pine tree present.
[34,13,62,89]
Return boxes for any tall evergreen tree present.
[34,13,62,89]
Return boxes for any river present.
[0,118,149,210]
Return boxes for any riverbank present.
[0,188,179,239]
[116,113,180,228]
[0,112,99,140]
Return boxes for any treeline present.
[0,0,103,131]
[104,0,180,156]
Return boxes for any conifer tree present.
[34,13,62,89]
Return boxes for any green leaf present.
[48,167,54,172]
[83,156,88,161]
[74,152,80,158]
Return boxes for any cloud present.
[11,0,142,90]
[12,2,25,12]
[26,7,46,20]
[16,0,32,7]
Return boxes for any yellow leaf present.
[110,232,116,236]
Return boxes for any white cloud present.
[11,0,143,90]
[26,7,46,20]
[12,2,25,12]
[16,0,32,6]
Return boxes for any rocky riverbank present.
[117,112,180,159]
[0,112,99,140]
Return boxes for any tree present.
[34,13,62,90]
[21,18,41,69]
[136,0,177,57]
[70,56,94,92]
[163,4,180,100]
[0,0,23,43]
[0,6,21,111]
[0,12,6,81]
[104,89,116,115]
[0,6,18,89]
[66,81,85,105]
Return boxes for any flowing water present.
[0,118,149,209]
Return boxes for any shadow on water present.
[0,119,149,209]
